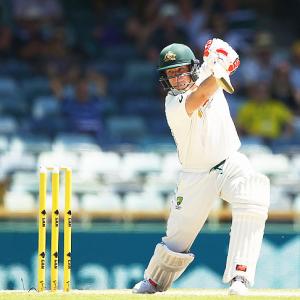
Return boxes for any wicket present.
[37,166,72,292]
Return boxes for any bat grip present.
[213,63,234,94]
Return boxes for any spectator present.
[61,78,105,139]
[192,9,251,56]
[50,64,82,99]
[125,16,150,52]
[85,69,108,97]
[125,13,159,62]
[12,0,62,20]
[14,18,46,61]
[44,26,69,61]
[239,32,277,90]
[177,0,211,45]
[290,40,300,110]
[271,62,299,114]
[193,12,229,52]
[147,2,188,51]
[0,26,14,58]
[236,81,294,144]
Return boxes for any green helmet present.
[158,43,196,71]
[158,43,200,94]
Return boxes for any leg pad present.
[145,243,194,291]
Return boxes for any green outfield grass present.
[0,290,300,300]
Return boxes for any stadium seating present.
[79,151,121,177]
[249,153,290,177]
[81,191,123,212]
[37,150,79,171]
[9,135,52,154]
[52,133,101,153]
[123,191,166,212]
[0,1,297,225]
[0,115,18,135]
[120,152,162,179]
[45,191,80,212]
[4,191,36,211]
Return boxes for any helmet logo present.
[164,51,176,62]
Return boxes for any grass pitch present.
[0,289,300,300]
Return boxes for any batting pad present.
[223,173,270,286]
[145,243,194,291]
[223,212,267,286]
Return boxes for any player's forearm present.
[185,75,218,116]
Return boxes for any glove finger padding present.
[205,52,228,77]
[204,52,235,93]
[204,38,240,74]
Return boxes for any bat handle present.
[218,77,234,94]
[213,63,235,94]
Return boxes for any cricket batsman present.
[132,39,270,296]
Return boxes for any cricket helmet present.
[158,43,200,94]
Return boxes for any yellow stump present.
[37,166,72,292]
[37,167,47,292]
[63,168,72,292]
[51,168,60,292]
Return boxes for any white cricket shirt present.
[165,65,241,172]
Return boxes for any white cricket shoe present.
[228,276,249,296]
[132,279,157,294]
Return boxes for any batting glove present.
[203,38,240,75]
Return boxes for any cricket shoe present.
[132,279,157,294]
[228,276,249,296]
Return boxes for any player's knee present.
[163,239,189,253]
[253,172,270,209]
[164,230,193,253]
[244,172,270,207]
[233,172,270,217]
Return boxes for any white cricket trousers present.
[162,151,270,285]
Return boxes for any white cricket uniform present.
[165,87,240,171]
[161,67,270,286]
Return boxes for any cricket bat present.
[214,63,235,94]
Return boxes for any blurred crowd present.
[0,0,300,215]
[0,0,299,150]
